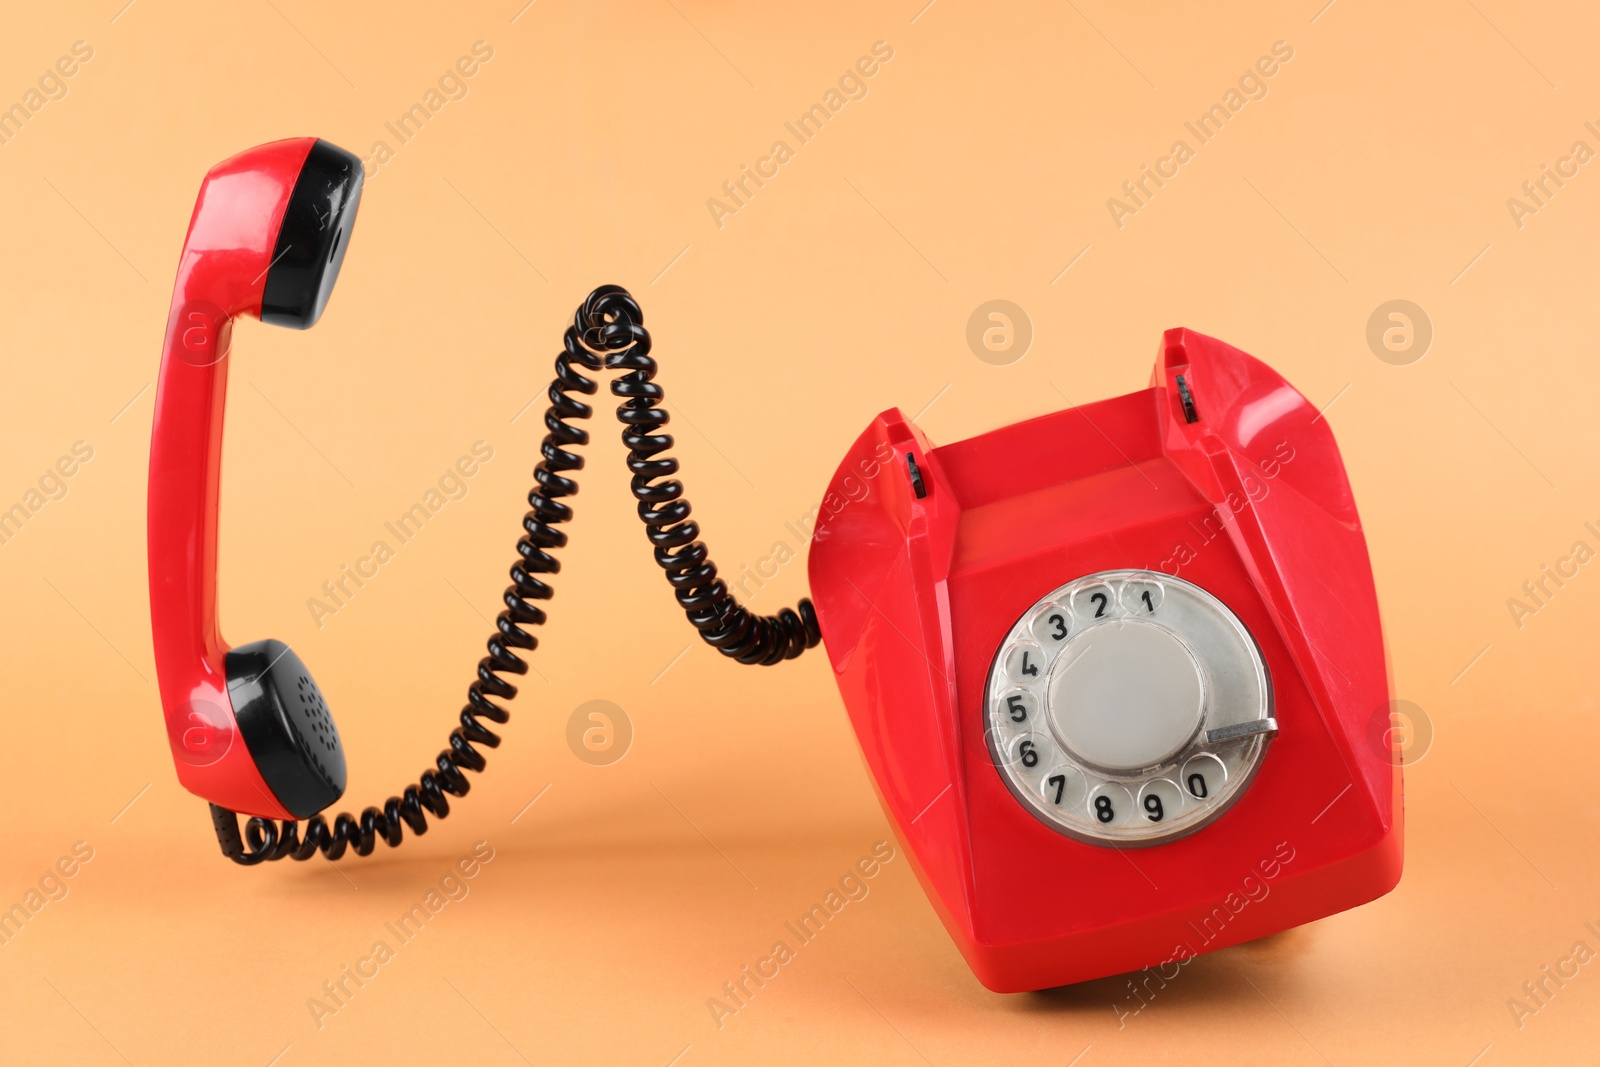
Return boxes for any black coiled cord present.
[212,285,820,863]
[584,285,821,663]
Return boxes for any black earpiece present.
[260,140,364,330]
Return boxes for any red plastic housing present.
[808,328,1402,992]
[147,138,317,820]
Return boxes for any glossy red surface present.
[146,138,317,819]
[808,328,1402,992]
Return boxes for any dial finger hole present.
[1121,578,1163,616]
[1014,734,1048,774]
[1073,583,1117,622]
[996,687,1034,729]
[1039,764,1085,810]
[1005,641,1046,684]
[1181,753,1228,801]
[1137,778,1184,826]
[1030,603,1072,646]
[1086,781,1133,827]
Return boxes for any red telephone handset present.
[149,137,344,820]
[808,329,1401,991]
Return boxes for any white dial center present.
[1047,620,1204,772]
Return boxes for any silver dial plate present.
[984,569,1273,845]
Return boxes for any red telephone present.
[148,138,1399,993]
[807,329,1402,991]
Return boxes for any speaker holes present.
[290,674,338,789]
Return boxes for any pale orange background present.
[0,0,1594,1063]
